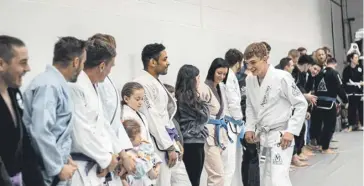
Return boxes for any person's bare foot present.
[291,155,309,167]
[321,149,337,154]
[302,146,315,156]
[298,153,309,161]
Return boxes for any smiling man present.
[243,42,308,186]
[134,43,191,186]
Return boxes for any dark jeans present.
[183,143,204,186]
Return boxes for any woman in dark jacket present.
[175,64,209,186]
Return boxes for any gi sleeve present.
[225,74,243,120]
[68,86,112,169]
[139,83,174,150]
[281,74,308,136]
[24,85,64,177]
[245,79,257,132]
[334,72,349,104]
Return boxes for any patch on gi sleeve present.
[272,152,283,165]
[291,82,301,97]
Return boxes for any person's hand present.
[58,164,77,181]
[121,152,136,174]
[280,132,294,150]
[305,112,311,120]
[344,103,349,109]
[305,93,317,106]
[244,131,255,144]
[107,154,119,172]
[97,168,109,178]
[167,151,178,168]
[176,141,184,161]
[148,164,160,179]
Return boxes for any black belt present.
[71,153,112,183]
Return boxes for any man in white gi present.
[23,37,87,185]
[69,39,135,186]
[134,43,191,186]
[243,42,308,186]
[223,49,244,186]
[88,34,135,185]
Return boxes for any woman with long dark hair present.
[174,65,209,186]
[200,58,230,186]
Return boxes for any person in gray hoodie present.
[174,64,210,186]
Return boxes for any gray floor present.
[291,131,363,186]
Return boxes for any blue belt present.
[318,96,336,102]
[224,116,246,147]
[208,118,233,149]
[224,116,245,126]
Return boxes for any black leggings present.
[348,96,363,126]
[310,106,336,150]
[183,143,204,186]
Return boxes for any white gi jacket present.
[98,76,133,150]
[245,65,308,138]
[68,71,123,169]
[224,68,243,120]
[134,70,178,151]
[121,104,152,142]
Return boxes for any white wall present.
[0,0,333,90]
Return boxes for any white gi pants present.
[224,124,239,186]
[154,149,191,186]
[70,161,122,186]
[259,131,294,186]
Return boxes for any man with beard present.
[23,37,87,185]
[342,52,363,131]
[0,35,44,186]
[134,43,191,186]
[310,58,348,154]
[68,39,131,185]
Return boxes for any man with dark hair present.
[134,43,191,186]
[22,36,86,185]
[342,52,363,131]
[88,34,135,185]
[261,41,271,54]
[244,42,308,186]
[68,39,131,185]
[0,35,44,186]
[223,48,244,186]
[276,57,294,73]
[310,58,348,154]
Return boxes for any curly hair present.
[243,42,268,60]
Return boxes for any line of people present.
[1,32,361,186]
[273,44,363,169]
